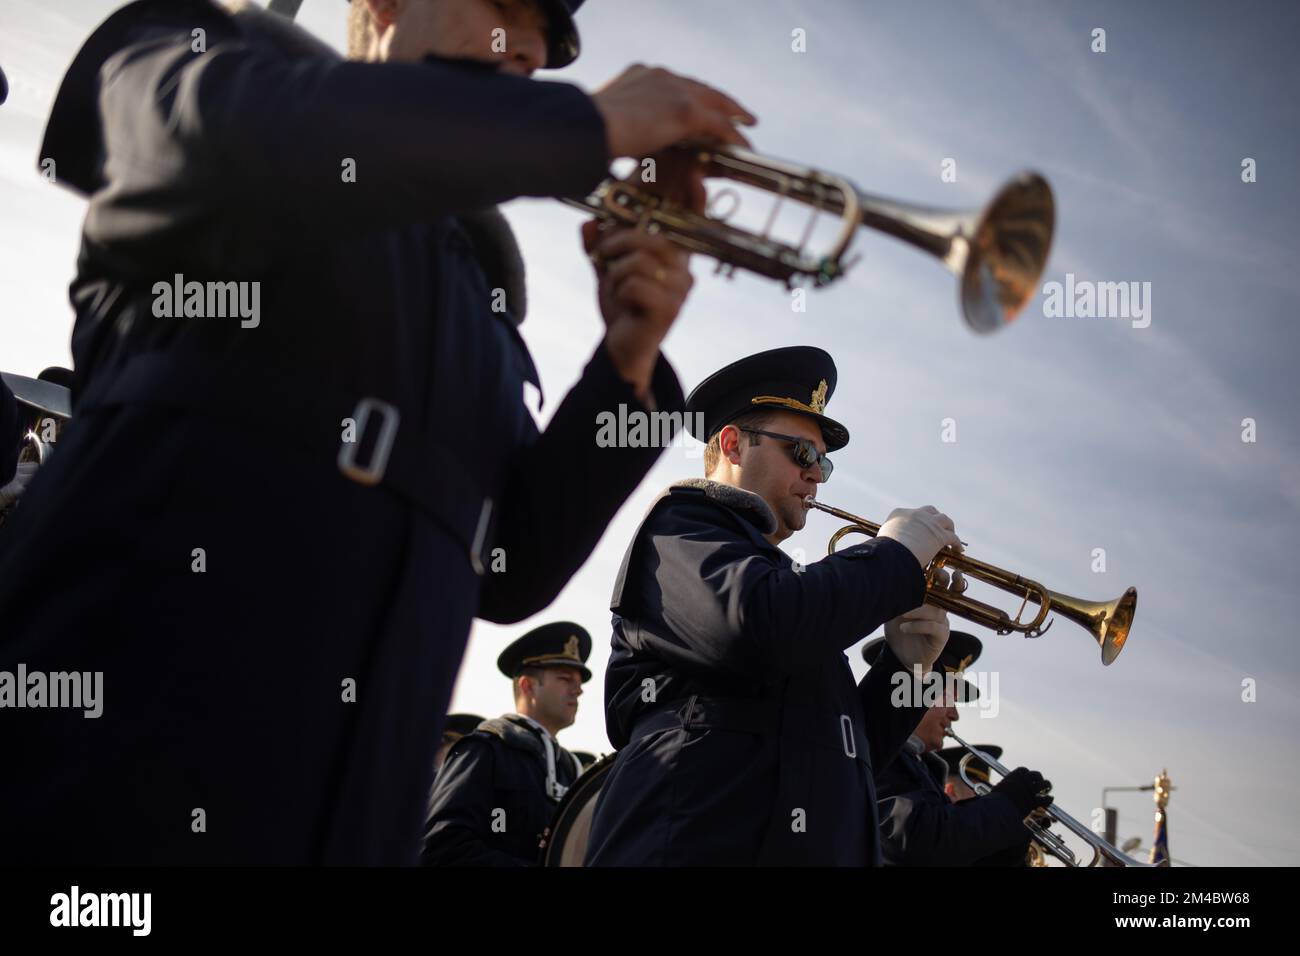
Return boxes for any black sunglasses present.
[738,427,834,482]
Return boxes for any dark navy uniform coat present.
[876,745,1030,866]
[584,480,931,866]
[0,0,681,864]
[422,715,581,866]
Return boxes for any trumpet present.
[566,145,1055,333]
[803,498,1136,665]
[947,729,1156,867]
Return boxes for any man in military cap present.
[867,632,1052,866]
[0,0,755,864]
[423,622,590,866]
[434,713,487,774]
[585,345,964,866]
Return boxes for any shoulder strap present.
[474,716,545,761]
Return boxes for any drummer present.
[422,622,590,866]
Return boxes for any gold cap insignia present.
[750,379,831,417]
[564,635,580,660]
[942,653,974,675]
[809,379,828,414]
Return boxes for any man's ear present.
[365,0,401,29]
[519,672,544,698]
[718,425,742,465]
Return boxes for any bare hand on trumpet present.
[591,64,757,160]
[584,67,756,401]
[583,150,707,403]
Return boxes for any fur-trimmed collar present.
[669,478,777,535]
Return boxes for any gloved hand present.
[1027,807,1056,829]
[877,505,960,570]
[883,603,951,672]
[0,461,37,508]
[991,767,1054,818]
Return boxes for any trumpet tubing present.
[16,415,67,467]
[958,752,1081,867]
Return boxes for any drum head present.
[539,753,616,866]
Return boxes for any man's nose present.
[507,32,547,76]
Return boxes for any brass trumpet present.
[804,499,1137,665]
[947,729,1157,867]
[566,145,1055,333]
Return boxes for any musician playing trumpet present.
[585,345,962,865]
[866,632,1054,866]
[0,0,756,865]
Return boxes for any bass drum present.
[538,753,616,866]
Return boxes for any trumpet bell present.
[958,172,1055,333]
[1047,586,1138,666]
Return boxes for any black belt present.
[77,351,496,574]
[631,694,874,771]
[630,695,783,739]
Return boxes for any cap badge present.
[809,379,828,414]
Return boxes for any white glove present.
[877,505,959,570]
[883,603,951,673]
[0,461,38,508]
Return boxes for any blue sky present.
[1,0,1297,865]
